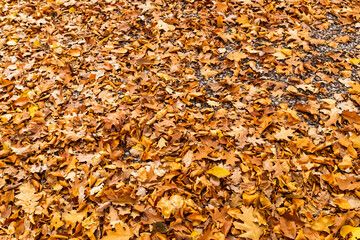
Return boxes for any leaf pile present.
[1,0,360,239]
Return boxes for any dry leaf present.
[15,182,42,214]
[102,222,134,240]
[207,166,230,178]
[232,206,265,240]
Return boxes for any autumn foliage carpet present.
[1,0,360,239]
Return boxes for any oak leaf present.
[50,212,64,230]
[157,195,184,218]
[157,20,175,31]
[232,206,265,240]
[102,222,134,240]
[201,67,218,79]
[63,208,88,227]
[274,127,294,141]
[227,52,247,62]
[15,182,42,214]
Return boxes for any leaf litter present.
[1,0,360,239]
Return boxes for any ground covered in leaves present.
[1,0,360,239]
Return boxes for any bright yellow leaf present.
[281,48,292,56]
[191,231,200,238]
[156,73,172,81]
[207,166,230,178]
[333,198,354,210]
[340,225,360,240]
[29,104,38,117]
[33,40,41,48]
[350,58,360,65]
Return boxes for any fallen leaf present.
[340,225,360,240]
[102,222,134,240]
[233,206,265,240]
[207,166,230,178]
[15,182,42,214]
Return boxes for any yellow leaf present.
[156,73,172,81]
[54,47,63,54]
[21,90,30,97]
[311,215,335,233]
[191,231,200,238]
[273,51,287,60]
[227,51,247,62]
[187,212,208,222]
[350,58,360,65]
[29,104,38,117]
[69,7,75,13]
[2,141,11,151]
[33,40,41,48]
[341,70,352,77]
[340,225,360,240]
[157,20,175,31]
[350,134,360,148]
[281,48,292,56]
[200,68,218,80]
[0,114,12,123]
[227,208,242,219]
[133,143,144,152]
[207,166,230,178]
[333,198,354,210]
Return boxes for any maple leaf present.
[102,222,134,240]
[15,182,42,214]
[232,206,265,240]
